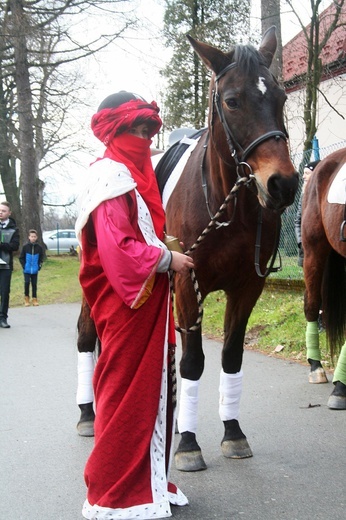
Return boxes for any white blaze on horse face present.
[257,76,267,95]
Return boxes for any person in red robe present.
[76,91,193,519]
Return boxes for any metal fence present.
[269,139,346,283]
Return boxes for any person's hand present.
[170,251,194,274]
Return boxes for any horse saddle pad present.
[155,128,206,206]
[328,162,346,204]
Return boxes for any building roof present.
[283,2,346,91]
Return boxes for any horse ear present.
[187,34,230,75]
[258,26,277,68]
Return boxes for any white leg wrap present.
[177,378,200,434]
[76,352,95,405]
[219,369,243,421]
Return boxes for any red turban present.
[91,99,162,145]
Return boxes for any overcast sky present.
[46,0,332,209]
[90,0,333,109]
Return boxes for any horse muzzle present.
[260,171,299,212]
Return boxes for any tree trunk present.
[0,47,22,228]
[11,0,42,242]
[261,0,283,81]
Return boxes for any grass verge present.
[10,254,82,307]
[9,255,331,369]
[203,286,330,369]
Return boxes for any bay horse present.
[164,27,297,471]
[302,148,346,409]
[75,27,299,468]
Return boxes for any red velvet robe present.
[79,187,186,519]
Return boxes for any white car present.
[42,229,79,253]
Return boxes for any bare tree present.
[10,0,40,239]
[284,0,345,153]
[0,0,136,242]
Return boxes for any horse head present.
[187,27,298,213]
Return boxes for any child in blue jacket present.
[19,229,44,306]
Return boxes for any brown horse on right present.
[302,148,346,409]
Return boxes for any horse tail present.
[322,249,346,359]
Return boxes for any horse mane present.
[226,44,266,76]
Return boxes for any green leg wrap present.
[306,321,320,361]
[333,341,346,385]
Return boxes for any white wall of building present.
[285,73,346,156]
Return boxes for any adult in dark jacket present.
[294,160,320,267]
[0,201,20,328]
[19,229,44,306]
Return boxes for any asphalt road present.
[1,303,345,520]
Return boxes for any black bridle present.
[208,60,285,276]
[212,62,288,177]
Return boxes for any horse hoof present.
[174,450,207,471]
[221,419,253,458]
[221,438,253,459]
[174,431,207,471]
[327,381,346,410]
[77,420,95,437]
[328,395,346,410]
[308,367,328,384]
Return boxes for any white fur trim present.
[168,487,189,506]
[75,159,137,244]
[75,158,167,255]
[82,499,172,519]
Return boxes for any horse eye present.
[225,98,238,110]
